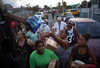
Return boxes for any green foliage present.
[44,5,50,10]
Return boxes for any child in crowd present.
[49,27,58,41]
[40,31,48,46]
[69,33,97,68]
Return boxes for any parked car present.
[34,12,45,19]
[62,12,74,22]
[66,9,80,16]
[69,18,100,58]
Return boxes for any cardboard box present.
[46,38,57,52]
[48,59,56,68]
[71,61,76,67]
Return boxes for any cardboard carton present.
[48,59,56,68]
[71,61,76,67]
[46,38,57,52]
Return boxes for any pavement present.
[48,13,62,26]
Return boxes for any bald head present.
[51,27,56,33]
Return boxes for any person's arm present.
[54,23,57,32]
[27,39,35,51]
[88,47,97,65]
[69,44,77,67]
[45,32,69,49]
[50,21,52,27]
[49,50,59,68]
[6,11,27,25]
[74,27,79,38]
[56,60,59,68]
[30,54,36,68]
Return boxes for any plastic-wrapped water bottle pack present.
[26,16,46,33]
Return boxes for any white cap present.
[68,20,74,25]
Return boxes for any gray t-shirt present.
[55,46,69,63]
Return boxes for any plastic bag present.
[26,16,46,33]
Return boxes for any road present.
[48,13,62,26]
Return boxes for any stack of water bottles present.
[26,16,46,33]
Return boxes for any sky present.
[2,0,90,8]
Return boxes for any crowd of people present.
[9,14,100,68]
[0,0,99,66]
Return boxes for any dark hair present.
[45,15,48,18]
[81,33,91,41]
[19,31,28,38]
[64,29,68,35]
[35,40,44,48]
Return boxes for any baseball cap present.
[44,19,48,23]
[68,20,74,25]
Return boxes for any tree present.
[44,5,50,10]
[57,2,62,12]
[63,1,67,9]
[26,3,31,15]
[58,2,61,8]
[32,5,39,12]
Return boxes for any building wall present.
[4,4,13,13]
[91,0,99,8]
[99,0,100,8]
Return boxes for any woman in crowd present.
[45,29,70,68]
[69,33,97,68]
[40,31,48,46]
[30,40,59,68]
[26,29,38,44]
[17,31,34,68]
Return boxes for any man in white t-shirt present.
[54,17,67,34]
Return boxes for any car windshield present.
[71,10,77,12]
[66,13,73,16]
[77,22,100,38]
[35,13,41,15]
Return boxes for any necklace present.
[41,58,43,60]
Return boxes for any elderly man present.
[54,17,67,34]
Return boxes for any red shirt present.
[11,21,18,28]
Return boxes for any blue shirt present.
[26,31,38,44]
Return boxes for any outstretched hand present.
[19,17,28,25]
[45,32,55,37]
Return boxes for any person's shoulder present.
[63,39,69,44]
[55,22,58,24]
[30,50,37,57]
[45,25,50,29]
[45,49,53,53]
[62,21,66,24]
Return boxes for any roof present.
[69,18,98,23]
